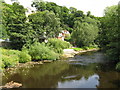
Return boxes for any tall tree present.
[28,10,62,42]
[99,5,120,62]
[72,17,99,47]
[2,2,30,49]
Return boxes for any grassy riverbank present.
[0,48,31,71]
[69,46,99,51]
[0,39,71,71]
[1,38,119,71]
[0,47,99,71]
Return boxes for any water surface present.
[2,51,120,88]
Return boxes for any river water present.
[2,51,120,88]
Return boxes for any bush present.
[1,48,31,68]
[2,55,19,68]
[28,42,59,60]
[18,51,31,63]
[0,60,5,69]
[2,48,20,56]
[47,38,72,53]
[116,62,120,70]
[65,34,71,41]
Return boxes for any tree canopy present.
[1,1,101,49]
[98,5,120,70]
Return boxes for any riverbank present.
[1,48,99,72]
[2,50,119,88]
[1,48,99,88]
[2,60,54,74]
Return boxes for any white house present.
[57,30,70,41]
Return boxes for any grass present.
[69,46,99,51]
[69,48,83,51]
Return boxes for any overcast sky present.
[5,0,119,17]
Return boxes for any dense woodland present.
[0,1,120,70]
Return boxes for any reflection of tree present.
[2,61,69,88]
[3,60,120,88]
[60,63,97,82]
[96,71,120,88]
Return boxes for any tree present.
[71,17,99,47]
[28,10,62,42]
[2,2,28,49]
[99,5,120,62]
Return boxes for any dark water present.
[2,51,120,88]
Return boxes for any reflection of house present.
[57,30,70,41]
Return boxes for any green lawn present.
[69,46,99,51]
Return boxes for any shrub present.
[28,42,59,60]
[1,48,31,68]
[65,34,71,41]
[0,60,5,69]
[18,51,31,63]
[116,62,120,70]
[2,48,20,56]
[47,38,72,53]
[82,46,89,50]
[2,55,19,68]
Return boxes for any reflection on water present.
[2,51,120,88]
[58,74,99,88]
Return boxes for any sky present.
[4,0,119,17]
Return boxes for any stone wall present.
[0,42,11,47]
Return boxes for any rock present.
[63,48,99,58]
[63,49,77,58]
[62,54,74,58]
[0,81,22,89]
[43,60,53,63]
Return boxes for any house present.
[57,30,70,41]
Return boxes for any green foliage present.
[0,24,8,39]
[99,5,120,62]
[69,46,98,51]
[2,1,100,50]
[28,42,59,60]
[98,5,120,70]
[2,55,18,68]
[28,10,62,42]
[116,62,120,70]
[69,48,83,51]
[2,2,28,49]
[47,38,72,53]
[64,34,71,41]
[82,46,96,50]
[71,17,99,47]
[0,59,5,69]
[18,52,31,63]
[9,23,35,49]
[1,48,31,68]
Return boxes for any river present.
[2,51,120,88]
